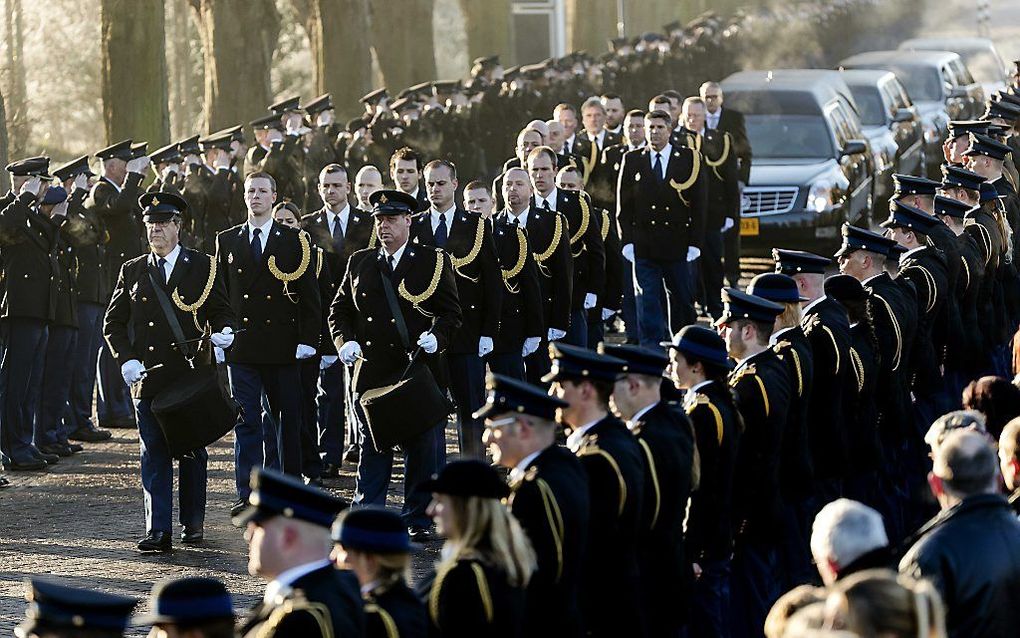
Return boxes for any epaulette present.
[684,393,724,445]
[577,436,628,516]
[637,438,661,529]
[728,362,756,384]
[730,363,770,417]
[255,595,332,638]
[773,341,803,396]
[535,476,565,582]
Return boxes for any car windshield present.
[744,114,834,159]
[884,65,944,101]
[847,86,887,125]
[960,50,1005,84]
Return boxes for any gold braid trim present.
[398,249,444,315]
[905,264,937,314]
[536,478,565,583]
[850,347,865,393]
[705,133,731,180]
[961,256,971,292]
[368,224,379,248]
[256,599,333,638]
[873,294,902,371]
[822,325,841,375]
[428,565,449,626]
[533,215,563,266]
[600,209,610,241]
[316,249,323,278]
[669,150,701,206]
[638,438,662,529]
[501,227,528,293]
[790,348,804,397]
[450,216,485,281]
[268,231,311,302]
[365,604,399,638]
[580,447,628,516]
[580,139,599,184]
[753,375,770,417]
[172,256,217,332]
[469,563,495,624]
[570,195,591,246]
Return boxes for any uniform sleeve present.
[426,251,463,352]
[579,193,605,299]
[616,153,635,246]
[519,231,545,338]
[686,150,708,250]
[510,480,564,584]
[549,212,573,332]
[293,234,323,349]
[329,254,360,349]
[479,219,503,339]
[103,262,136,364]
[0,192,35,244]
[198,253,235,334]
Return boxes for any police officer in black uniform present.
[105,192,235,552]
[479,373,590,638]
[545,343,647,638]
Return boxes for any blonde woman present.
[823,569,947,638]
[416,460,536,638]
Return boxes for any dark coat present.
[617,144,707,260]
[86,173,145,295]
[0,192,59,321]
[954,231,987,370]
[214,221,322,364]
[329,242,461,393]
[900,494,1020,638]
[845,321,882,475]
[416,557,527,638]
[103,247,234,398]
[534,189,605,311]
[507,444,589,638]
[864,272,917,448]
[898,246,949,397]
[772,326,815,497]
[240,565,365,638]
[801,296,852,480]
[513,206,572,333]
[710,106,752,184]
[410,208,502,353]
[491,216,543,353]
[301,205,375,280]
[61,186,110,306]
[363,580,427,638]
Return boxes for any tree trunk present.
[458,0,513,68]
[167,0,203,139]
[4,0,28,157]
[292,0,372,119]
[566,0,617,54]
[189,0,281,133]
[101,0,170,146]
[0,89,9,193]
[368,0,436,91]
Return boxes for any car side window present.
[951,58,975,85]
[891,79,913,109]
[826,104,851,149]
[878,82,898,119]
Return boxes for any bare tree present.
[167,0,204,139]
[189,0,281,132]
[0,89,9,192]
[101,0,170,146]
[458,0,513,67]
[3,0,28,157]
[368,0,437,91]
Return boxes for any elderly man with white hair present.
[810,499,890,585]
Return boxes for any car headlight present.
[807,181,834,213]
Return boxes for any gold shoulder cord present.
[580,140,599,184]
[960,256,971,292]
[638,438,662,529]
[428,565,450,626]
[316,249,323,278]
[256,599,333,638]
[686,395,725,445]
[268,232,311,303]
[570,196,591,258]
[399,249,444,316]
[872,294,902,371]
[365,604,399,638]
[469,563,495,623]
[536,477,565,582]
[850,347,865,393]
[172,256,217,331]
[580,447,627,516]
[600,209,610,241]
[501,228,528,293]
[705,133,731,180]
[450,217,485,282]
[533,215,563,278]
[821,325,841,375]
[669,150,701,206]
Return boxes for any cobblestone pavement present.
[0,428,445,636]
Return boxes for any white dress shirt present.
[684,379,714,406]
[505,208,531,228]
[588,130,606,148]
[247,217,274,252]
[706,109,721,130]
[509,449,544,484]
[263,559,332,603]
[769,326,795,347]
[899,245,925,265]
[802,295,827,316]
[328,203,351,237]
[430,204,456,235]
[151,244,182,281]
[566,417,603,453]
[536,187,558,212]
[649,145,671,179]
[379,241,408,269]
[564,134,576,154]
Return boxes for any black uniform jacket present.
[617,144,707,260]
[62,186,110,306]
[86,173,145,295]
[329,242,461,393]
[684,379,740,563]
[416,557,527,638]
[363,579,427,638]
[514,205,572,333]
[534,189,605,311]
[802,295,853,479]
[104,246,234,398]
[411,208,502,354]
[491,215,543,353]
[302,205,376,282]
[571,414,647,638]
[507,444,589,638]
[729,348,791,543]
[864,272,918,444]
[215,221,322,365]
[239,565,365,638]
[0,192,59,321]
[631,401,696,635]
[898,246,949,397]
[772,326,815,497]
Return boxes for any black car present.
[721,70,873,256]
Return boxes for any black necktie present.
[156,257,167,286]
[331,215,345,254]
[251,228,262,262]
[541,198,551,212]
[653,152,664,183]
[386,255,396,278]
[435,213,448,247]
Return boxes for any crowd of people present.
[5,4,1020,638]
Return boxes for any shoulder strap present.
[378,259,410,352]
[148,268,194,361]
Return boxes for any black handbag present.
[359,262,452,452]
[146,269,239,458]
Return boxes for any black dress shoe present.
[0,475,10,488]
[229,498,249,519]
[33,451,60,465]
[304,476,324,487]
[137,531,172,553]
[5,458,47,471]
[68,426,112,442]
[408,525,434,543]
[321,463,340,478]
[38,444,74,458]
[63,442,84,453]
[181,528,204,544]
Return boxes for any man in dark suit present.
[717,288,791,638]
[529,146,604,349]
[0,158,58,472]
[88,139,147,430]
[480,373,590,638]
[198,126,247,248]
[330,189,461,540]
[411,160,500,459]
[573,97,624,186]
[235,468,364,638]
[617,109,707,348]
[245,108,306,208]
[215,171,321,516]
[104,192,235,552]
[546,343,646,638]
[701,82,751,287]
[301,163,375,476]
[389,147,429,212]
[301,93,345,210]
[603,344,696,638]
[493,168,554,382]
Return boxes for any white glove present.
[209,326,234,349]
[584,293,598,310]
[296,344,316,360]
[214,346,225,364]
[548,328,567,342]
[320,355,339,370]
[266,129,284,144]
[19,176,41,196]
[72,173,89,191]
[687,246,701,262]
[339,341,362,365]
[121,359,145,385]
[721,217,734,233]
[601,308,616,321]
[622,243,635,263]
[161,164,180,179]
[478,336,494,358]
[417,332,438,354]
[522,336,542,357]
[51,200,69,218]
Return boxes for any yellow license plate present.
[740,218,759,236]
